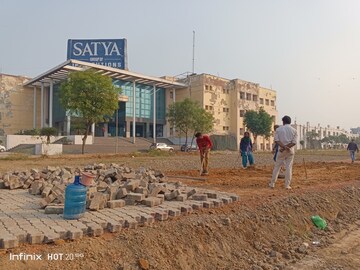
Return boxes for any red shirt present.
[196,135,213,151]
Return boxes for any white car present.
[149,143,174,152]
[0,145,6,152]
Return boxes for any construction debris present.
[0,164,239,213]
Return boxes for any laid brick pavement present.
[0,188,239,249]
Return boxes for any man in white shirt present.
[269,115,298,190]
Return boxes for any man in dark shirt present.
[195,132,213,176]
[347,139,359,163]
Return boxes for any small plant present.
[40,127,58,144]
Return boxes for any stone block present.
[27,232,44,244]
[107,199,126,209]
[123,172,136,180]
[192,194,208,201]
[45,204,64,214]
[45,193,56,203]
[176,194,187,202]
[30,180,43,195]
[41,185,53,198]
[205,192,218,199]
[0,235,19,249]
[125,180,140,191]
[89,192,107,211]
[97,182,109,192]
[156,194,165,203]
[165,189,180,200]
[135,187,148,196]
[87,223,103,236]
[39,199,48,209]
[142,197,161,207]
[186,189,197,198]
[116,188,128,199]
[127,192,145,202]
[107,186,119,200]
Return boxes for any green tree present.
[40,127,58,144]
[167,98,214,145]
[306,131,320,149]
[243,107,273,148]
[59,69,120,154]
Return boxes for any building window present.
[240,92,245,99]
[223,107,229,113]
[205,105,209,110]
[223,88,226,94]
[223,126,229,131]
[205,85,209,90]
[253,95,258,102]
[209,106,213,110]
[170,92,174,99]
[266,143,270,150]
[271,100,275,106]
[265,99,269,105]
[260,98,264,104]
[240,110,245,117]
[246,93,252,101]
[209,85,213,91]
[239,128,244,135]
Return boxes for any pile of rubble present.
[0,163,212,213]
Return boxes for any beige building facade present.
[0,73,40,139]
[174,74,278,150]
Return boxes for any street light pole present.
[115,109,118,153]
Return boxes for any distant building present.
[292,122,358,149]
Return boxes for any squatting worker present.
[195,132,213,176]
[269,116,297,190]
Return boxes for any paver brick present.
[0,235,19,249]
[107,199,125,209]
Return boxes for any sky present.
[1,0,359,131]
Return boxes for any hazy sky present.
[1,0,359,130]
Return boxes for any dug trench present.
[0,161,360,270]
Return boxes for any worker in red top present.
[195,132,213,176]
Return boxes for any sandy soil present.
[0,151,359,270]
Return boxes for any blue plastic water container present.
[63,176,87,220]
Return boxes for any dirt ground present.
[0,151,360,270]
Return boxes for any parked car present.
[0,145,6,152]
[180,143,198,152]
[149,143,174,152]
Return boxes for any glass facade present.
[51,79,167,137]
[113,80,166,120]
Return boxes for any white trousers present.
[270,150,294,188]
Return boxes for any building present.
[292,122,358,149]
[0,73,33,140]
[1,67,278,152]
[175,73,278,150]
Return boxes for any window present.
[223,126,229,131]
[271,100,275,106]
[260,98,264,104]
[205,105,209,110]
[223,107,229,113]
[223,88,226,94]
[209,85,213,91]
[265,99,269,105]
[240,110,245,117]
[252,95,258,102]
[209,106,213,110]
[240,92,245,99]
[239,128,244,135]
[205,85,209,90]
[246,93,251,101]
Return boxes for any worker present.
[347,139,359,163]
[272,125,285,178]
[269,116,297,190]
[239,131,254,169]
[195,132,213,176]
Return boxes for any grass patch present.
[0,153,29,161]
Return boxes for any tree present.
[306,131,320,149]
[167,98,214,145]
[243,107,273,148]
[40,127,57,144]
[59,69,120,154]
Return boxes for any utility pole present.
[192,30,195,74]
